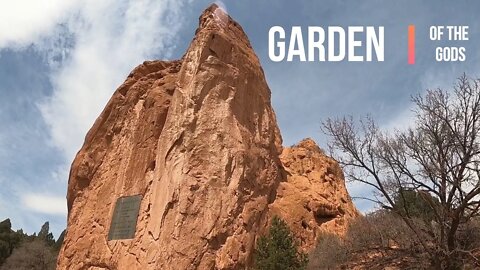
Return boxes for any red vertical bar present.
[408,25,415,65]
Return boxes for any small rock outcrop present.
[57,4,358,270]
[269,138,359,251]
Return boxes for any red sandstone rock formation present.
[270,138,359,252]
[57,4,358,270]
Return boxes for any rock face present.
[57,4,358,270]
[269,139,359,251]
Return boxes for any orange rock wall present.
[57,5,358,270]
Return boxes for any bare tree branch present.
[322,74,480,269]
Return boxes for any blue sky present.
[1,0,480,238]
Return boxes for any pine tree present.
[0,218,65,268]
[0,219,21,265]
[254,216,308,270]
[393,188,440,222]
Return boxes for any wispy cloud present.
[38,0,189,162]
[0,1,78,48]
[22,194,67,216]
[0,0,190,236]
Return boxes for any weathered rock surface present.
[57,4,358,270]
[269,138,359,251]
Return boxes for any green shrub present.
[254,216,308,270]
[393,189,440,223]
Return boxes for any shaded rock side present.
[269,138,360,251]
[57,4,283,270]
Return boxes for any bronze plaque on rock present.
[108,195,142,240]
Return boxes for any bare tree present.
[323,74,480,269]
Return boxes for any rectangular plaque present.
[108,195,142,240]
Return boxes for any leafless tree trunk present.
[322,74,480,269]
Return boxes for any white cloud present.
[346,181,377,213]
[35,0,188,161]
[50,164,70,184]
[22,194,67,215]
[381,105,415,133]
[420,67,459,92]
[0,0,79,48]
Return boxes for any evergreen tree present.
[254,216,308,270]
[0,219,23,265]
[0,220,10,234]
[0,240,8,266]
[393,189,440,222]
[0,219,62,267]
[0,219,12,264]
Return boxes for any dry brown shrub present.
[308,210,429,269]
[307,232,348,270]
[0,240,57,270]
